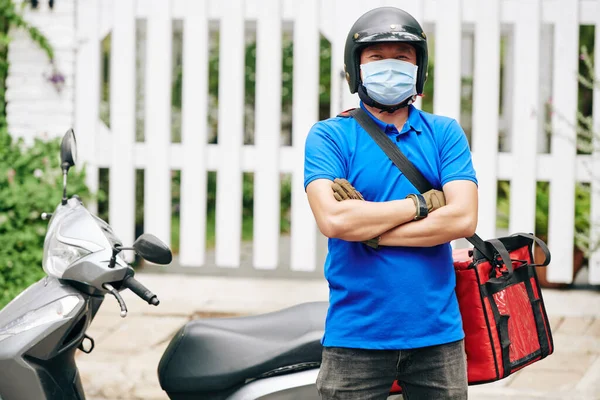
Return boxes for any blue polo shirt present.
[304,102,478,350]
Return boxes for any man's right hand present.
[331,179,380,248]
[331,178,364,201]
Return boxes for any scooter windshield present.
[42,197,114,278]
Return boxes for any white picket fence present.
[72,0,600,284]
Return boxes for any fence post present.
[144,0,173,248]
[471,0,501,241]
[547,0,579,283]
[590,1,600,285]
[290,0,320,272]
[215,0,245,268]
[253,0,283,270]
[179,0,209,267]
[508,0,541,239]
[433,0,461,121]
[75,0,100,214]
[109,0,136,255]
[330,0,372,116]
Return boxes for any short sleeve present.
[439,119,478,187]
[304,121,347,191]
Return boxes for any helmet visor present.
[354,26,425,44]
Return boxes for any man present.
[303,6,479,400]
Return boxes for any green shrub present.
[0,129,91,309]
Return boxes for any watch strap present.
[406,193,428,220]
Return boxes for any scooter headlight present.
[0,295,82,343]
[43,233,91,278]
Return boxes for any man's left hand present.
[423,189,446,212]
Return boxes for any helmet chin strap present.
[357,84,415,113]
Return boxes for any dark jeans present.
[316,339,468,400]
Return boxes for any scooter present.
[0,129,330,400]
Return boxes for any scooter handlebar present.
[122,276,160,306]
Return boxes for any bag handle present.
[487,238,514,274]
[347,107,514,270]
[510,233,551,267]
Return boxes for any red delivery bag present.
[453,232,554,383]
[390,233,553,394]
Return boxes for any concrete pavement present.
[76,271,600,400]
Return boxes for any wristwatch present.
[405,193,428,220]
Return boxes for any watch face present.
[406,193,428,220]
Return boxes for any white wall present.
[5,0,76,144]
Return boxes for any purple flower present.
[49,73,65,84]
[45,67,66,92]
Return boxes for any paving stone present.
[469,384,596,400]
[468,390,561,400]
[469,395,547,400]
[127,272,329,317]
[78,359,135,399]
[126,341,170,398]
[541,289,600,317]
[549,315,564,332]
[468,377,567,399]
[85,313,122,344]
[132,385,169,400]
[557,316,595,335]
[551,333,600,355]
[78,361,107,397]
[79,350,160,400]
[524,352,596,374]
[586,318,600,337]
[100,384,136,400]
[507,369,583,392]
[576,355,600,394]
[73,274,600,400]
[99,315,188,354]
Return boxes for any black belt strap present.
[487,299,512,377]
[524,278,551,358]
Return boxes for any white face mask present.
[360,59,418,106]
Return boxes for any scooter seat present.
[158,301,328,395]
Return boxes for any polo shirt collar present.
[358,101,423,135]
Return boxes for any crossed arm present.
[305,178,478,247]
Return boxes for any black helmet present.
[344,7,428,109]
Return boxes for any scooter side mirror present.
[60,129,77,172]
[132,234,173,265]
